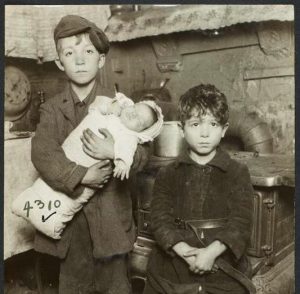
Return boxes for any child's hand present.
[81,128,115,160]
[81,160,113,189]
[183,255,197,272]
[183,240,226,274]
[183,247,216,274]
[172,242,197,271]
[113,160,130,180]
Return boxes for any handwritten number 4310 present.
[23,200,61,218]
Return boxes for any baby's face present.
[120,103,156,132]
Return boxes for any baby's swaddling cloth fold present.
[12,94,164,240]
[12,102,108,239]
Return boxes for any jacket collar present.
[58,81,98,126]
[174,147,230,172]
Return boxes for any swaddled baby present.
[12,93,163,239]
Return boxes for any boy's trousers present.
[59,211,132,294]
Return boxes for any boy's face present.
[55,34,105,85]
[120,103,155,132]
[183,109,228,161]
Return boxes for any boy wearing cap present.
[31,15,149,294]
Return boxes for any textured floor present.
[4,278,145,294]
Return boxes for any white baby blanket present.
[12,99,110,239]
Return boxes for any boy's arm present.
[128,141,150,175]
[81,128,151,175]
[31,101,87,198]
[214,163,254,260]
[151,167,185,254]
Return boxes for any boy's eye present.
[211,122,219,127]
[86,49,94,54]
[192,123,199,127]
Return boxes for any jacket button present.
[174,217,182,225]
[204,167,211,174]
[198,285,203,292]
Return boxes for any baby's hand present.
[113,160,130,181]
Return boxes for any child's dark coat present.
[145,148,254,294]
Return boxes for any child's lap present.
[147,246,247,294]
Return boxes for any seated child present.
[143,84,254,294]
[12,93,163,239]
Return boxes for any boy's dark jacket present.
[147,148,254,293]
[31,82,148,259]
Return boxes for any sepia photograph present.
[4,4,295,294]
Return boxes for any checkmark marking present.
[42,212,57,222]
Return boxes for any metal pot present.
[130,237,156,279]
[154,121,185,157]
[5,66,31,122]
[110,5,134,15]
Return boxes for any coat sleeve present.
[31,101,87,198]
[151,166,185,253]
[214,163,254,260]
[129,142,151,175]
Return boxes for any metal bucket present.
[154,121,185,157]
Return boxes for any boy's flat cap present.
[54,15,109,54]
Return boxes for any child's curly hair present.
[178,84,229,126]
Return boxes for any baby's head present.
[120,102,158,132]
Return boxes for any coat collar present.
[174,147,230,172]
[58,81,98,126]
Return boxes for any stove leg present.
[35,254,44,294]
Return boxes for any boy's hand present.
[172,242,197,271]
[184,255,197,271]
[183,247,215,274]
[113,160,130,180]
[81,160,113,189]
[81,128,115,160]
[183,240,226,274]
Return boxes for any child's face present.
[55,34,104,85]
[183,109,228,160]
[120,103,155,132]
